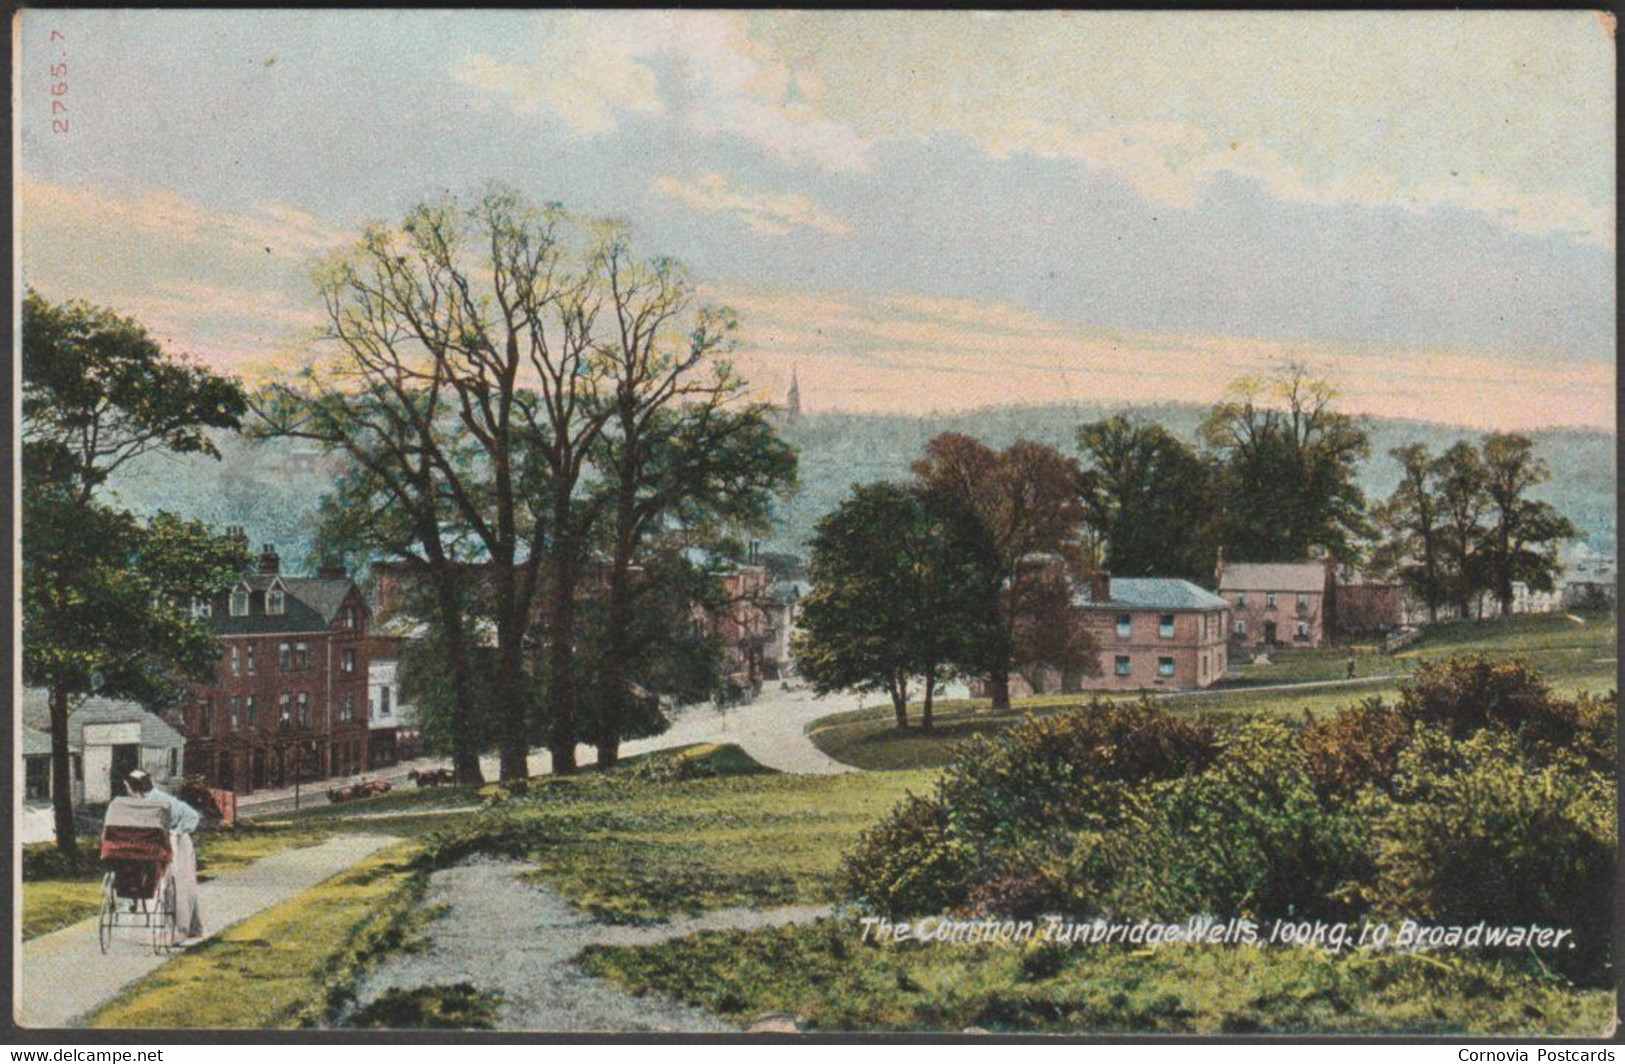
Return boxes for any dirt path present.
[345,858,830,1032]
[19,834,397,1029]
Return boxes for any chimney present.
[258,543,280,575]
[1215,545,1226,586]
[1089,570,1111,603]
[226,525,250,553]
[317,557,348,580]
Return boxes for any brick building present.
[179,542,371,794]
[1074,572,1232,691]
[1217,558,1336,649]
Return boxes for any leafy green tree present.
[911,435,1091,711]
[795,483,999,729]
[1479,433,1578,616]
[1076,416,1220,582]
[22,291,247,854]
[1372,443,1447,623]
[1199,363,1370,563]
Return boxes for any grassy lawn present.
[88,842,427,1029]
[810,612,1617,771]
[580,920,1613,1036]
[21,824,336,940]
[417,755,933,925]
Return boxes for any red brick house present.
[1217,558,1336,649]
[1074,572,1231,691]
[179,542,371,794]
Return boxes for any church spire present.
[785,364,801,421]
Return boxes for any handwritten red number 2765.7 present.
[50,29,68,134]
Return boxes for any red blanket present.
[100,825,171,865]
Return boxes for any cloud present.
[449,11,870,173]
[710,283,1613,431]
[653,172,852,237]
[987,121,1616,250]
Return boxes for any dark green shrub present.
[1100,721,1368,920]
[841,792,975,916]
[1361,729,1614,984]
[1396,656,1554,738]
[1526,690,1617,774]
[935,697,1219,849]
[1301,697,1414,801]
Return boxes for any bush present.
[1301,697,1414,801]
[1099,721,1368,921]
[935,698,1219,849]
[1361,730,1614,984]
[1396,656,1554,738]
[840,792,975,916]
[1527,691,1617,775]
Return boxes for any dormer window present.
[341,607,356,630]
[192,597,213,620]
[267,587,286,616]
[230,586,251,617]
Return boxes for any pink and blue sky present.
[16,10,1616,430]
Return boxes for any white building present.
[21,690,187,807]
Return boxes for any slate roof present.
[1076,578,1230,612]
[20,689,187,749]
[210,574,363,636]
[1218,562,1330,594]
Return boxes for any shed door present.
[110,743,140,797]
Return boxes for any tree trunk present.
[889,676,909,730]
[988,667,1012,712]
[49,682,77,858]
[431,581,485,786]
[595,495,639,771]
[921,667,936,732]
[494,560,531,782]
[547,541,580,776]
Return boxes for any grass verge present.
[86,842,428,1029]
[580,919,1614,1035]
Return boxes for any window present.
[340,696,356,722]
[341,607,356,630]
[1114,655,1131,677]
[1295,621,1310,640]
[246,643,256,675]
[198,698,212,737]
[378,685,392,718]
[1296,592,1310,611]
[1235,619,1248,636]
[1201,655,1208,679]
[1115,613,1132,639]
[279,642,293,670]
[295,642,309,669]
[1236,592,1248,607]
[71,754,82,782]
[1265,592,1277,609]
[230,588,250,617]
[230,645,241,676]
[192,597,213,620]
[246,695,258,728]
[279,693,292,727]
[229,697,241,730]
[298,692,311,728]
[1159,614,1175,639]
[25,757,49,801]
[1158,657,1176,678]
[168,749,179,776]
[267,588,285,615]
[342,648,356,675]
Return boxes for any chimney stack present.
[258,543,281,575]
[317,557,348,580]
[1089,570,1111,603]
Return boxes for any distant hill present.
[104,403,1615,574]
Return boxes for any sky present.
[15,10,1617,430]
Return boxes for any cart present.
[98,798,176,955]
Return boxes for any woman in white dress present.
[123,769,203,944]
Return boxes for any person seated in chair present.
[122,769,203,944]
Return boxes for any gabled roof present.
[212,574,363,635]
[1076,577,1229,612]
[20,689,186,749]
[1218,562,1329,593]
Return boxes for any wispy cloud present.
[449,11,870,173]
[654,172,852,237]
[711,284,1614,431]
